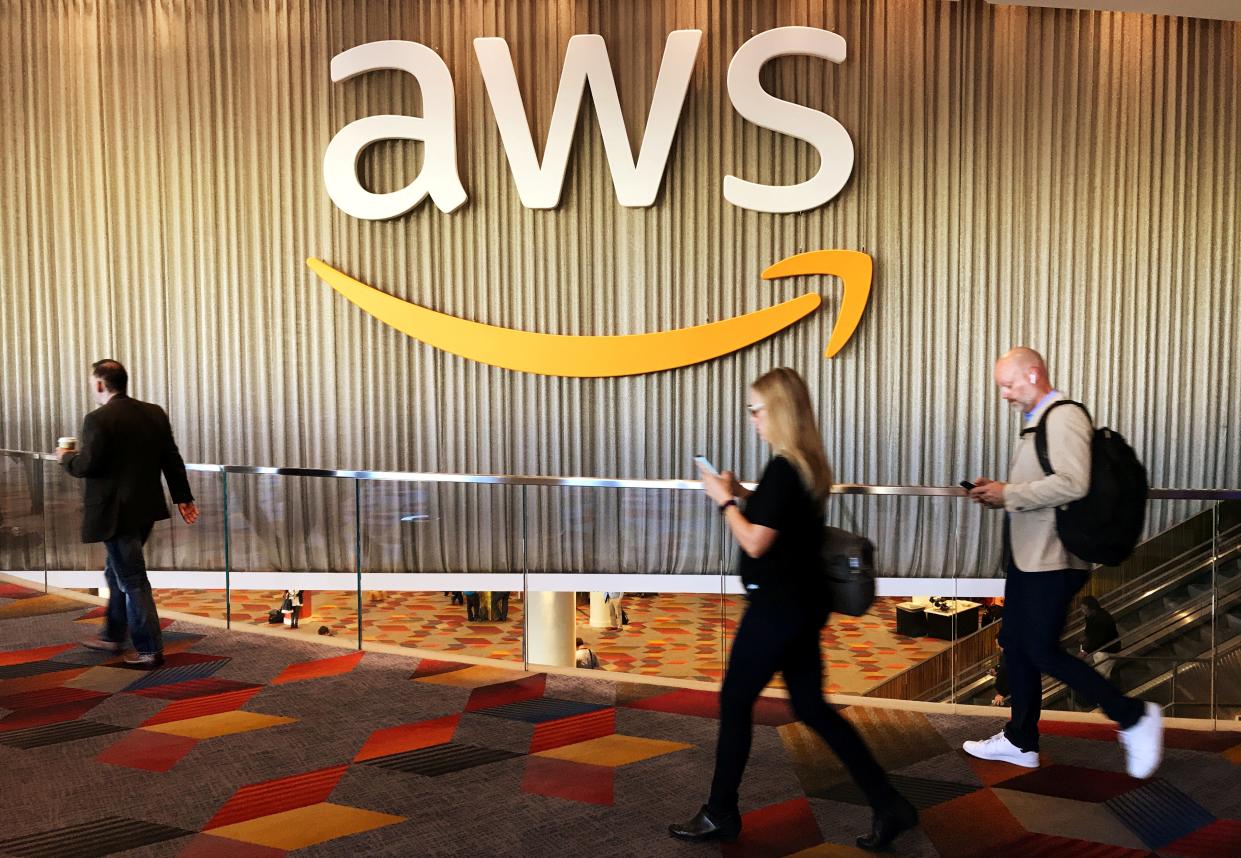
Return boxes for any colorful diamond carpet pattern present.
[2,579,1240,857]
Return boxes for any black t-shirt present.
[738,456,825,596]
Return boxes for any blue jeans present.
[999,561,1143,751]
[102,524,163,656]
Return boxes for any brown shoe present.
[81,637,122,653]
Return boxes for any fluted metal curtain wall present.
[1,1,1237,577]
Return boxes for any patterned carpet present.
[3,579,1241,857]
[147,590,950,694]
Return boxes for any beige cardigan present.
[1003,392,1093,572]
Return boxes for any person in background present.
[281,589,302,629]
[492,591,510,621]
[1080,595,1122,679]
[575,637,600,669]
[464,591,481,622]
[992,650,1011,706]
[982,599,1004,627]
[605,591,626,628]
[59,359,198,670]
[669,368,917,852]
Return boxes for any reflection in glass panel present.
[147,469,230,625]
[613,488,732,575]
[522,486,732,576]
[0,452,44,575]
[356,481,524,661]
[41,457,105,575]
[827,493,1003,581]
[226,474,357,574]
[225,473,359,641]
[146,468,227,573]
[359,481,521,574]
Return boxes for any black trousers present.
[708,591,895,814]
[999,562,1144,751]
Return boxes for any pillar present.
[589,592,612,628]
[525,591,576,667]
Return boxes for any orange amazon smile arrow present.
[306,249,871,377]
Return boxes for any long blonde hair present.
[751,367,833,506]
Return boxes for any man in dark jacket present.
[57,360,198,668]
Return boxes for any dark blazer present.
[62,394,194,543]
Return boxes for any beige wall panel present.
[1,0,1237,576]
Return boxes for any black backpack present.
[1028,400,1149,566]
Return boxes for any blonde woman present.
[669,368,917,852]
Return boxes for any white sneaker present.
[963,732,1040,768]
[1119,702,1163,778]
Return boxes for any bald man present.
[962,348,1162,778]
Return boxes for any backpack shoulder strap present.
[1021,399,1092,477]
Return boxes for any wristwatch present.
[718,498,738,514]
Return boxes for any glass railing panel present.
[523,587,730,686]
[40,456,106,591]
[1211,500,1241,722]
[0,452,45,582]
[147,467,229,625]
[358,479,523,662]
[1022,498,1223,720]
[821,494,1000,707]
[710,493,991,708]
[224,472,359,642]
[523,484,731,682]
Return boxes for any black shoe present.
[668,805,741,842]
[856,795,918,852]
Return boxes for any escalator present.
[909,501,1241,710]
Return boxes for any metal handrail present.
[5,449,1239,499]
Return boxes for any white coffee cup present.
[57,436,77,451]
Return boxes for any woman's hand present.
[720,470,750,499]
[698,464,734,505]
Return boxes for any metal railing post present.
[1211,504,1219,728]
[355,478,363,652]
[223,468,231,629]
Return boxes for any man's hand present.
[177,502,199,525]
[55,447,73,463]
[967,477,1006,509]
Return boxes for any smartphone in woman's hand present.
[693,455,719,477]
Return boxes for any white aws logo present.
[323,26,855,218]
